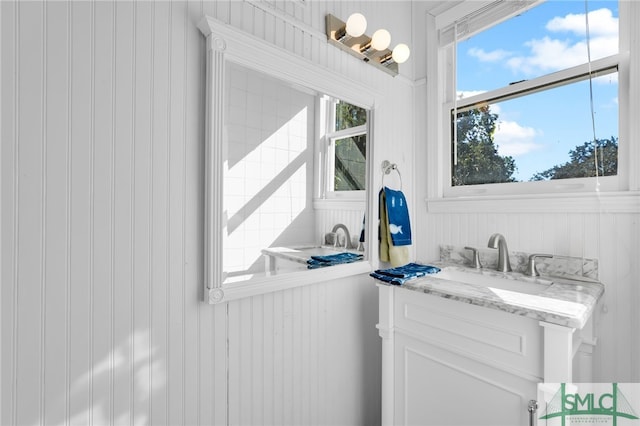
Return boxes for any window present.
[322,97,368,196]
[442,0,622,195]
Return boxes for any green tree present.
[531,137,618,181]
[334,101,367,190]
[335,101,367,130]
[335,135,366,190]
[453,106,517,186]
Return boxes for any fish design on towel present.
[379,186,412,267]
[382,187,412,246]
[389,224,403,235]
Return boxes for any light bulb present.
[345,13,367,37]
[371,29,391,51]
[391,43,410,64]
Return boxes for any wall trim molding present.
[426,191,640,214]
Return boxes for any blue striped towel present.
[307,252,364,269]
[370,263,440,285]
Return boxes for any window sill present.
[426,191,640,214]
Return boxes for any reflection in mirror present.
[325,99,368,194]
[223,62,368,284]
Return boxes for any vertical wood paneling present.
[39,2,48,422]
[613,214,633,376]
[91,3,115,424]
[632,212,640,380]
[132,2,152,423]
[261,292,275,424]
[168,2,187,424]
[1,3,17,425]
[15,3,44,425]
[43,1,70,423]
[113,2,134,423]
[2,1,395,425]
[184,2,208,425]
[250,296,264,425]
[68,1,92,423]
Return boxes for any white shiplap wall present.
[2,1,415,425]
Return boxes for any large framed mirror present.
[198,16,379,303]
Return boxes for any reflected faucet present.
[488,233,512,272]
[331,224,352,249]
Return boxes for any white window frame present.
[319,95,368,200]
[435,0,635,200]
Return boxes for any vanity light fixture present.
[325,13,411,77]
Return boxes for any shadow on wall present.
[224,62,317,277]
[41,329,164,425]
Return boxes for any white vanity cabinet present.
[378,282,598,426]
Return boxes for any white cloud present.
[468,47,512,62]
[493,120,542,157]
[546,8,618,37]
[505,8,618,76]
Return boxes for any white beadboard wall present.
[1,1,416,425]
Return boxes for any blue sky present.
[456,0,619,181]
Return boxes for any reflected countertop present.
[262,245,363,265]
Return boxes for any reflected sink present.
[292,246,352,256]
[433,267,552,295]
[264,245,358,260]
[262,245,363,275]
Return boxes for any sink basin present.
[433,267,552,295]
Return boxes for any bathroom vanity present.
[375,246,604,426]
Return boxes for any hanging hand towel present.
[383,187,412,246]
[379,187,410,267]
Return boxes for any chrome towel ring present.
[381,160,402,190]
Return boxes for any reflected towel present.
[307,252,364,269]
[370,263,441,285]
[379,188,409,267]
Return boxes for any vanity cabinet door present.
[393,331,538,426]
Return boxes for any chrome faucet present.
[331,224,352,249]
[487,233,512,272]
[464,246,482,269]
[525,254,553,277]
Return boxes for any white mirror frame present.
[197,16,379,303]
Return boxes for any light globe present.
[391,43,410,64]
[371,29,391,51]
[345,13,367,37]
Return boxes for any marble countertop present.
[376,262,604,329]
